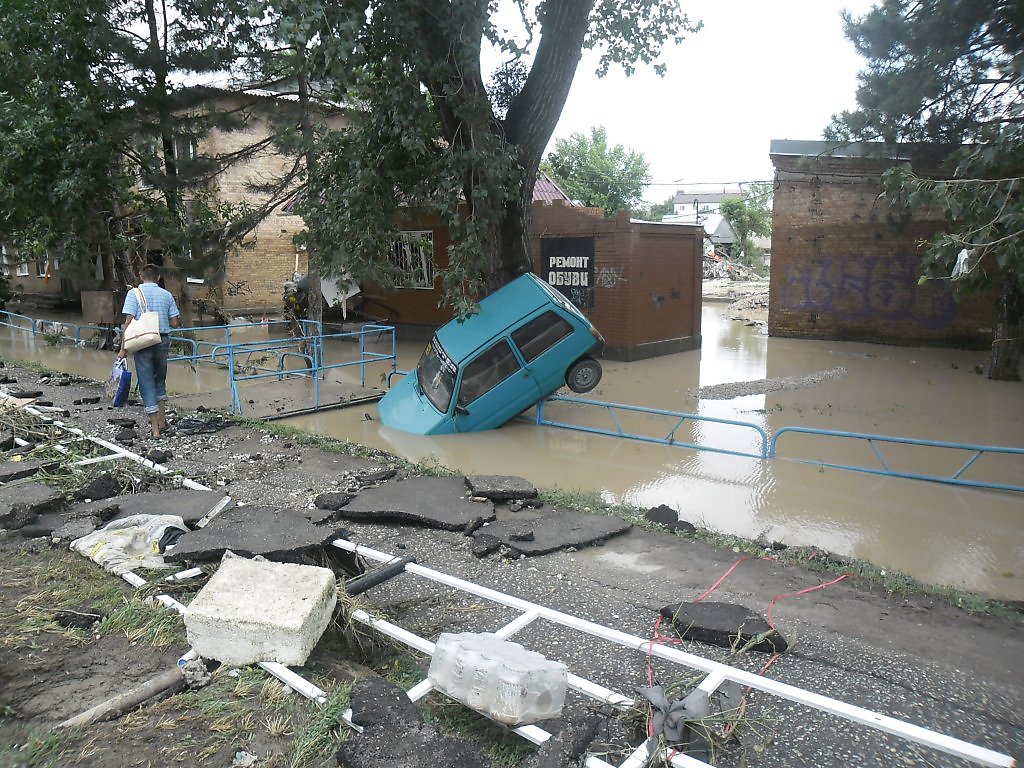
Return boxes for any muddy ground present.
[0,359,1021,768]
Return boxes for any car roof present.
[435,273,555,362]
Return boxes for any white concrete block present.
[184,556,337,666]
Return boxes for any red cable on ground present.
[694,556,756,603]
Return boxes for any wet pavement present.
[2,303,1022,599]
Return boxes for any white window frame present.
[0,244,11,277]
[173,135,197,162]
[13,244,29,277]
[390,230,434,289]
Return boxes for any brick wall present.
[201,95,351,315]
[369,202,704,361]
[769,153,994,348]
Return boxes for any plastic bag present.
[70,514,188,574]
[105,357,132,407]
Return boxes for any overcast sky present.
[543,0,879,202]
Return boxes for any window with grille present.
[390,231,434,289]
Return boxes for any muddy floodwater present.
[3,305,1022,600]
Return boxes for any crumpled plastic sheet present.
[70,514,188,574]
[634,684,711,742]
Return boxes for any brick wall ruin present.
[769,151,994,348]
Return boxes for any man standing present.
[119,264,181,438]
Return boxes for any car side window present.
[511,311,573,363]
[457,339,521,406]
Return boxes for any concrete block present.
[184,556,337,666]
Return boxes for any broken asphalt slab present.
[0,482,65,530]
[15,490,230,540]
[659,601,787,654]
[465,475,538,500]
[335,476,495,531]
[474,507,631,556]
[337,678,489,768]
[0,459,61,483]
[166,505,342,563]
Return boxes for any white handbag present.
[123,287,162,353]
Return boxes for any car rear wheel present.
[566,357,602,393]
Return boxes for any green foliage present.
[542,126,651,216]
[298,0,700,309]
[0,0,280,290]
[632,194,677,222]
[826,0,1022,144]
[833,0,1024,378]
[718,183,772,270]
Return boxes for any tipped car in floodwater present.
[378,273,604,435]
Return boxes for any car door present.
[453,338,542,432]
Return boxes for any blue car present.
[379,273,604,434]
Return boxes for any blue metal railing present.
[770,427,1024,493]
[536,395,769,459]
[189,322,397,415]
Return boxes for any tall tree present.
[718,183,771,272]
[830,0,1024,380]
[541,126,651,216]
[0,0,266,320]
[303,1,700,316]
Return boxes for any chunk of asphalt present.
[659,602,787,654]
[15,497,120,538]
[337,678,489,768]
[107,418,137,428]
[106,490,230,527]
[53,606,106,630]
[145,448,173,464]
[7,390,43,399]
[313,492,353,511]
[51,517,101,541]
[73,472,121,502]
[166,505,341,563]
[473,508,630,556]
[471,533,502,559]
[519,713,603,768]
[0,459,61,483]
[0,482,65,530]
[644,504,696,534]
[337,476,496,531]
[465,474,538,500]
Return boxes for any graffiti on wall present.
[595,265,627,289]
[779,255,956,330]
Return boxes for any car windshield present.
[415,336,457,413]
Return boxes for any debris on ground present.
[659,601,788,654]
[693,365,848,400]
[337,476,496,530]
[184,555,337,666]
[337,678,490,768]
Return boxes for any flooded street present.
[4,304,1022,599]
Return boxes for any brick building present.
[363,195,704,362]
[1,85,348,317]
[768,140,993,348]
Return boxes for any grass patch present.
[0,548,132,649]
[0,729,73,768]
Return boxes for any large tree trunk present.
[988,281,1022,381]
[417,0,594,295]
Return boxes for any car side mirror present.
[454,405,470,417]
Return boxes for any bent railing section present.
[536,395,769,460]
[769,427,1024,494]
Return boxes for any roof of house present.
[672,186,745,206]
[533,172,576,205]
